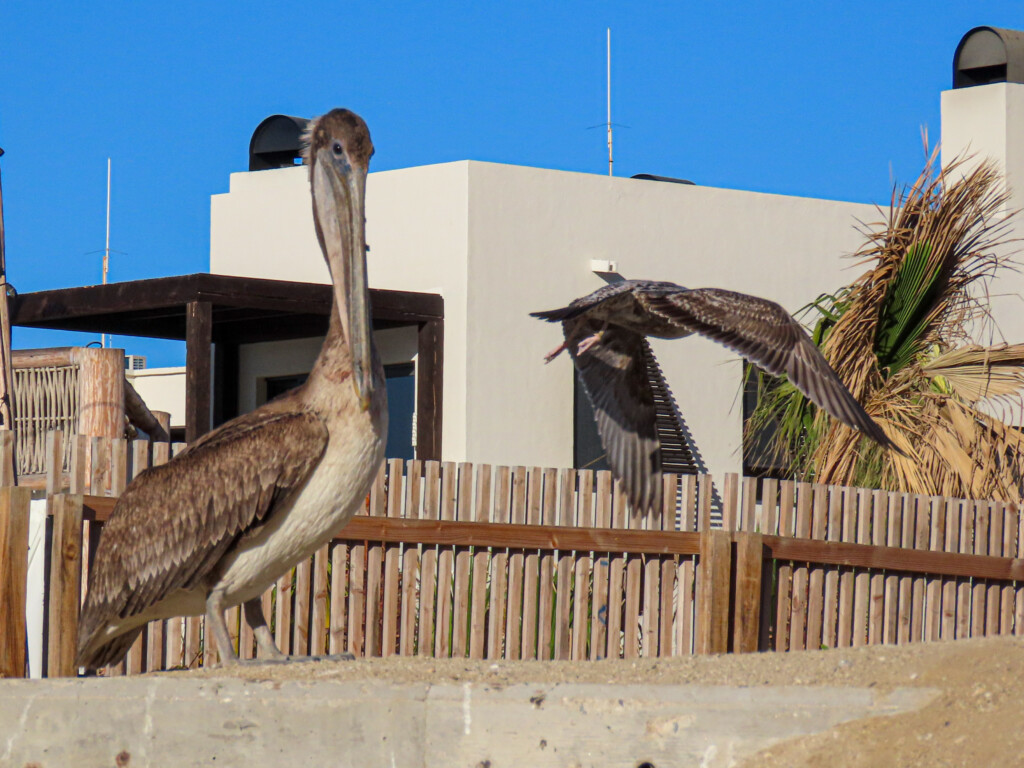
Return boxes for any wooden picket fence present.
[3,431,1024,678]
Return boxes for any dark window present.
[572,341,697,476]
[573,370,609,471]
[741,362,789,479]
[262,363,416,461]
[265,373,308,401]
[385,363,416,460]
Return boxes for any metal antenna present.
[607,28,613,176]
[101,158,111,348]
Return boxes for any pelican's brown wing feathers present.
[567,319,663,515]
[77,405,328,667]
[641,287,898,451]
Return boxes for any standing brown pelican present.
[532,280,900,514]
[76,109,386,669]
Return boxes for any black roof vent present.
[249,115,310,171]
[631,173,695,185]
[953,26,1024,88]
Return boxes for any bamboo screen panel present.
[14,364,78,475]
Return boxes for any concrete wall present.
[941,82,1024,346]
[211,162,470,458]
[210,160,875,478]
[127,366,186,428]
[463,163,874,475]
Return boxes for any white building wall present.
[211,162,470,458]
[210,159,874,479]
[127,367,186,428]
[941,83,1024,347]
[463,162,874,476]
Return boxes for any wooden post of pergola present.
[186,300,212,443]
[0,148,17,483]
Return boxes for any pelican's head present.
[305,109,375,410]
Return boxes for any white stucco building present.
[210,158,876,480]
[126,26,1024,482]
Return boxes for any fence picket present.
[943,498,960,640]
[868,490,887,645]
[788,483,812,651]
[896,494,914,644]
[1001,504,1016,636]
[468,463,491,658]
[504,466,527,659]
[364,463,387,656]
[985,501,1003,635]
[382,459,404,657]
[520,467,543,660]
[537,468,558,660]
[956,499,973,639]
[311,543,329,656]
[971,501,990,637]
[589,471,612,660]
[571,470,593,660]
[606,482,626,659]
[805,485,827,651]
[884,492,903,645]
[486,466,511,660]
[821,486,841,649]
[775,481,795,651]
[925,496,944,642]
[418,461,441,656]
[400,460,423,655]
[329,541,349,655]
[837,487,856,648]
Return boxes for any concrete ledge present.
[0,678,937,767]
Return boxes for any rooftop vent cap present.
[630,174,695,185]
[953,26,1024,88]
[249,115,310,171]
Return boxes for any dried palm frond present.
[747,149,1024,502]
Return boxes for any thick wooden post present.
[47,493,83,677]
[696,529,731,654]
[416,318,443,461]
[0,486,32,676]
[73,347,125,440]
[732,532,764,653]
[0,429,14,486]
[186,300,212,444]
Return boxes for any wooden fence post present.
[73,347,125,441]
[732,532,763,653]
[697,529,731,654]
[0,486,31,676]
[47,493,83,677]
[0,429,15,486]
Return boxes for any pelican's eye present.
[332,141,344,157]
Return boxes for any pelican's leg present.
[575,330,604,356]
[242,596,286,661]
[205,590,239,666]
[543,341,568,363]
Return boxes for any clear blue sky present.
[2,2,1021,365]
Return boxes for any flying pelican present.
[77,109,387,669]
[532,280,899,514]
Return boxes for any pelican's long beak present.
[315,149,375,410]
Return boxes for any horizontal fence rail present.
[2,431,1024,678]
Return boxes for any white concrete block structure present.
[205,25,1024,481]
[210,161,873,479]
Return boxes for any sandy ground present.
[182,636,1024,767]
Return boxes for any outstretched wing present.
[566,318,663,515]
[77,405,328,666]
[641,287,897,450]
